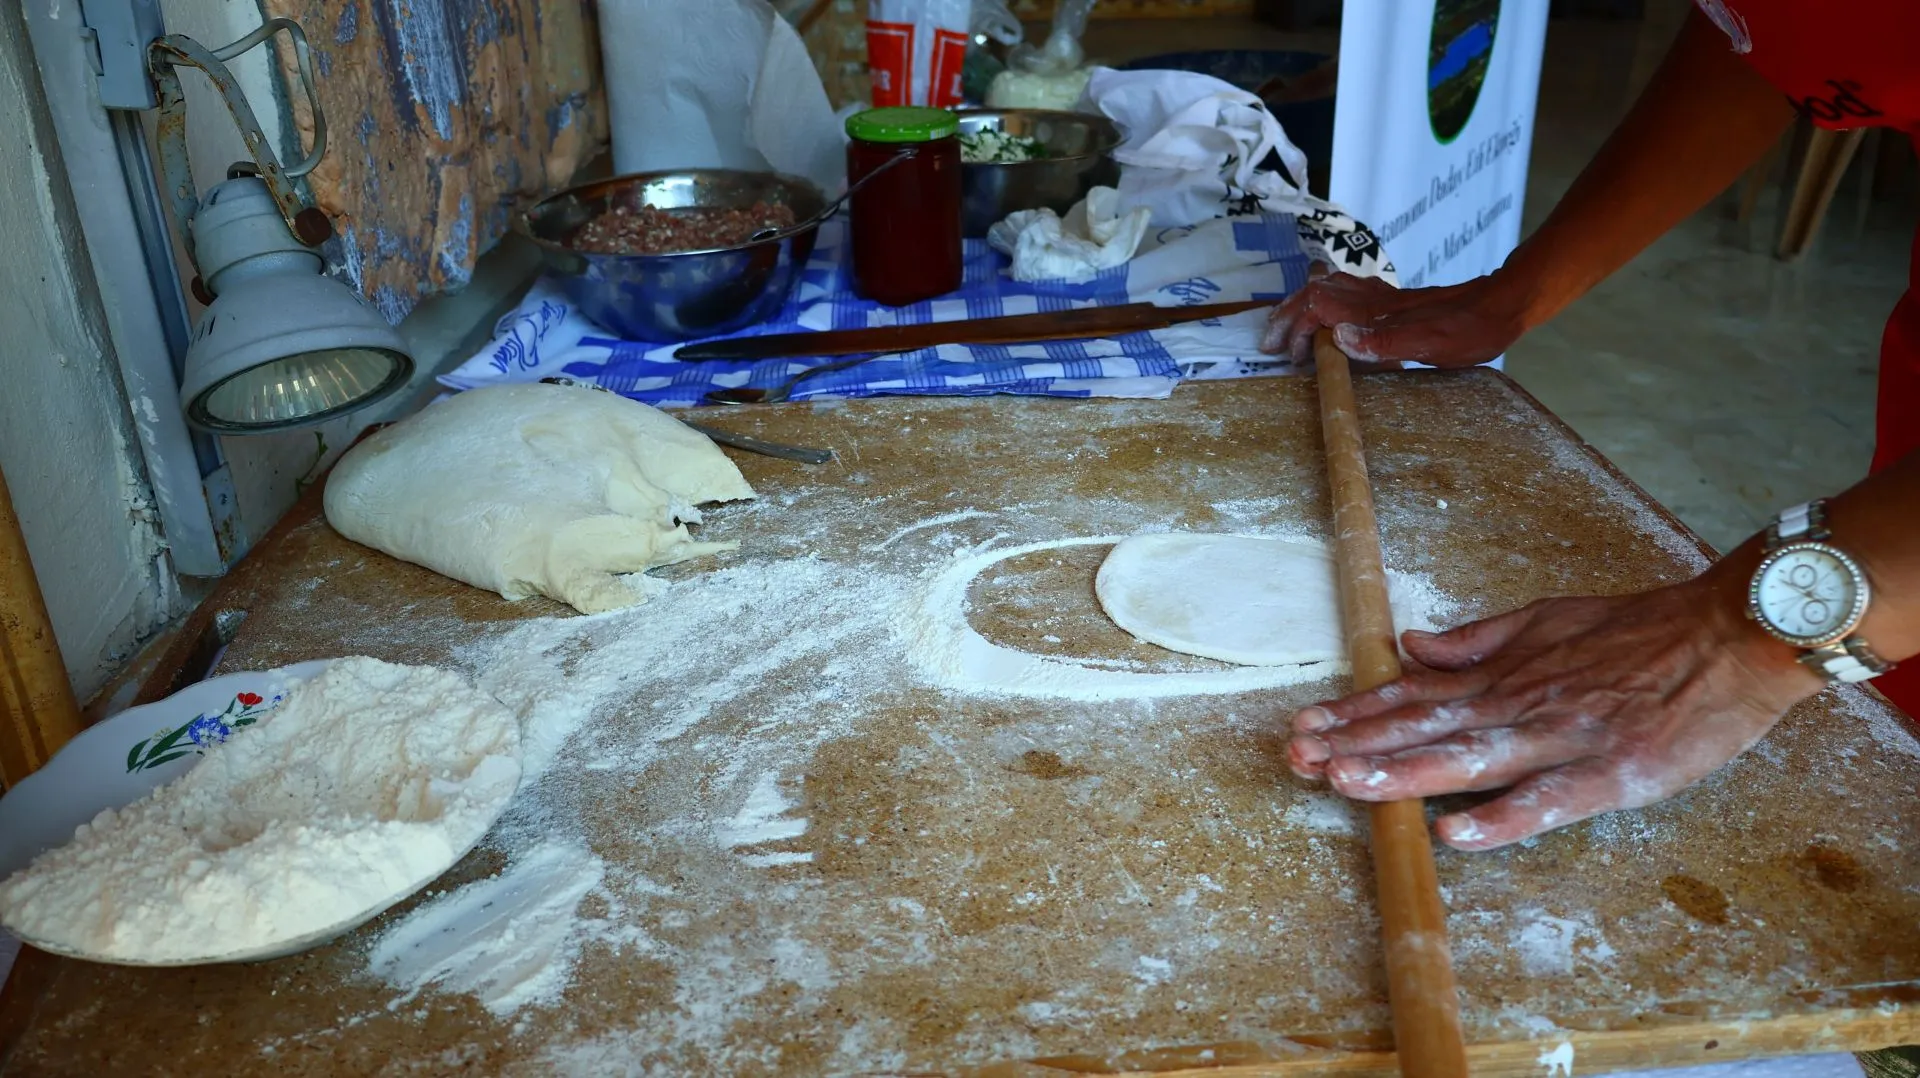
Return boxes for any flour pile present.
[0,658,521,964]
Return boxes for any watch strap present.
[1799,637,1897,684]
[1768,500,1831,548]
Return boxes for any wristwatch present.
[1747,500,1895,683]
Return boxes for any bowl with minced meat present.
[521,169,827,343]
[954,109,1123,237]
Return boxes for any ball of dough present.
[324,384,754,614]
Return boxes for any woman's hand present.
[1256,8,1795,372]
[1286,578,1825,850]
[1258,272,1536,370]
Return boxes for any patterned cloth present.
[444,208,1393,408]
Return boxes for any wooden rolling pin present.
[1313,328,1470,1078]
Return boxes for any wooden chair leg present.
[1776,126,1869,261]
[0,464,84,790]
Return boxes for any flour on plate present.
[0,658,521,965]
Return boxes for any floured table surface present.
[3,371,1918,1077]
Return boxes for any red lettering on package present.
[867,20,915,107]
[928,27,970,108]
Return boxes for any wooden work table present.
[2,371,1916,1076]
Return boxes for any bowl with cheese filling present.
[954,109,1122,238]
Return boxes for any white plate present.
[0,661,332,883]
[0,660,512,967]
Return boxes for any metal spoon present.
[533,376,833,462]
[679,420,834,464]
[748,151,917,243]
[703,355,878,406]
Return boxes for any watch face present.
[1754,545,1863,645]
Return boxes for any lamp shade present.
[181,272,412,434]
[179,176,414,435]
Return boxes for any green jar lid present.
[845,107,958,144]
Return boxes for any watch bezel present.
[1747,541,1871,648]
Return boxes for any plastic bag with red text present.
[867,0,971,108]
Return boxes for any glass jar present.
[844,107,963,307]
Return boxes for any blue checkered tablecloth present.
[445,209,1391,407]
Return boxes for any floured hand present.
[1285,580,1824,850]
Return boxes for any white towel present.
[1086,67,1327,227]
[986,187,1153,282]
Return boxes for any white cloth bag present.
[1086,67,1327,227]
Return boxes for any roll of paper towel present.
[599,0,845,193]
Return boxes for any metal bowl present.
[956,109,1123,237]
[520,169,827,343]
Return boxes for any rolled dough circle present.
[1095,533,1344,667]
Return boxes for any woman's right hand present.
[1258,271,1536,370]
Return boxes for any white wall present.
[0,1,179,700]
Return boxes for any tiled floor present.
[1505,16,1909,553]
[1084,10,1913,554]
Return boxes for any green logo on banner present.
[1428,0,1500,144]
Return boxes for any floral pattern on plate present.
[124,690,286,773]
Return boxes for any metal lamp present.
[131,17,415,434]
[179,177,411,434]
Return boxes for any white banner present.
[1330,0,1549,296]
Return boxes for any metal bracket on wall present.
[113,102,250,567]
[75,0,165,109]
[149,23,333,253]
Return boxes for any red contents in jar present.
[846,134,963,307]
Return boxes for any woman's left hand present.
[1287,577,1824,850]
